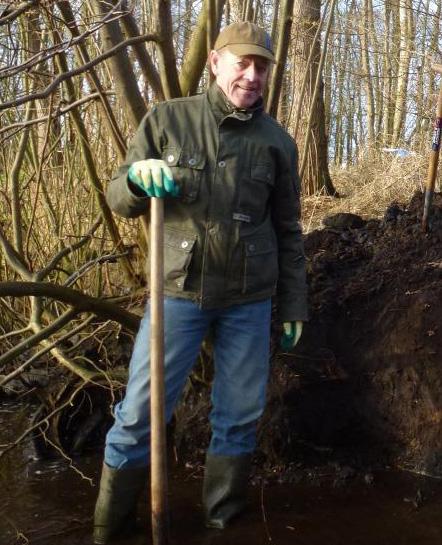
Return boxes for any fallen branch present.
[0,281,141,331]
[0,308,78,369]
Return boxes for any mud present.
[2,401,442,545]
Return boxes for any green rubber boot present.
[202,453,252,529]
[93,463,148,544]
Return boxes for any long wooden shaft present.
[150,198,169,545]
[422,67,442,231]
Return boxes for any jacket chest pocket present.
[162,147,205,203]
[238,163,274,215]
[163,228,197,291]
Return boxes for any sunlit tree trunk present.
[289,0,334,195]
[392,0,415,145]
[359,0,375,147]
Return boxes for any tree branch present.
[0,33,159,112]
[0,282,141,331]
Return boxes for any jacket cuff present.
[277,292,309,322]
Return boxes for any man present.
[94,21,308,544]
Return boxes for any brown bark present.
[267,0,295,118]
[0,281,141,332]
[290,0,335,196]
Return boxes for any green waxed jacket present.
[107,83,308,321]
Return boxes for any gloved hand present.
[128,159,179,198]
[280,321,303,351]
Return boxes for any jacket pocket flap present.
[251,164,273,184]
[179,149,206,170]
[164,229,197,253]
[162,147,181,167]
[162,147,206,170]
[244,237,275,256]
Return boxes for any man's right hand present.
[128,159,179,198]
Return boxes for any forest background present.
[0,0,441,450]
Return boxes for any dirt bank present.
[259,191,442,475]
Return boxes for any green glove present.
[128,159,179,198]
[280,321,303,351]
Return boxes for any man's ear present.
[208,50,219,76]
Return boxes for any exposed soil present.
[257,190,442,475]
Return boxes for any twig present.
[0,380,86,458]
[37,215,102,281]
[63,251,130,287]
[260,481,273,543]
[0,325,30,341]
[0,308,78,370]
[0,32,159,112]
[39,432,94,485]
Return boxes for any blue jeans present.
[105,297,271,469]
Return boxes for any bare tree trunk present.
[290,0,335,195]
[119,2,164,101]
[52,28,137,286]
[91,0,148,129]
[267,0,295,118]
[56,0,127,160]
[179,0,225,96]
[359,0,375,148]
[392,0,414,146]
[155,0,182,98]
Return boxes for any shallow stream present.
[2,401,442,545]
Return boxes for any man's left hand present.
[280,321,303,351]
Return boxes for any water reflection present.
[2,402,442,545]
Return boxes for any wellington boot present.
[93,463,148,544]
[202,453,251,529]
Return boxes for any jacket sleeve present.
[106,106,162,218]
[271,140,309,322]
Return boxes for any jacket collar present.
[207,82,264,124]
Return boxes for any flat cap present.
[214,21,275,62]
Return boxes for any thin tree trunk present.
[52,30,137,286]
[291,0,335,195]
[392,0,414,145]
[179,0,225,97]
[359,0,375,147]
[91,0,148,129]
[267,0,295,118]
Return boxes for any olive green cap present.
[214,21,275,63]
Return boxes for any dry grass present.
[302,151,430,233]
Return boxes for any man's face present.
[210,49,270,109]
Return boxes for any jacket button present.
[167,154,175,163]
[181,240,189,249]
[188,158,196,166]
[218,160,226,168]
[248,244,256,252]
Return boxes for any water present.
[2,402,442,545]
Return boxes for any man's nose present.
[243,63,259,81]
